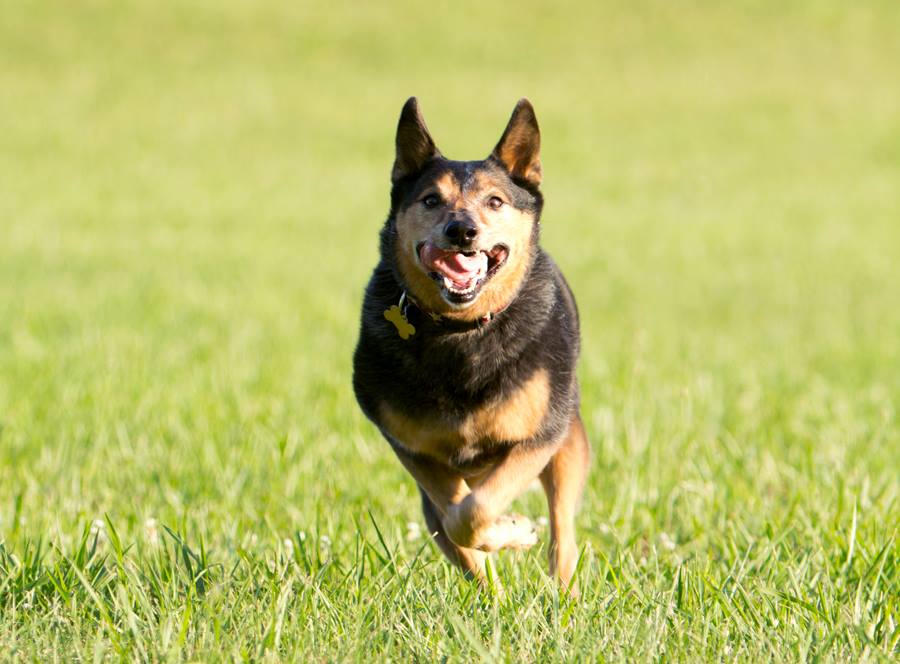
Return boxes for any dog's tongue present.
[420,244,487,286]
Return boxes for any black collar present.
[402,291,506,331]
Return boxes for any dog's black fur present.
[353,151,580,473]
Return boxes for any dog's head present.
[384,98,543,321]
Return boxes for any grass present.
[1,0,898,660]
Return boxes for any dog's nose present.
[443,219,479,247]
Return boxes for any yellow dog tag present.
[384,304,415,339]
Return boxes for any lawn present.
[1,0,898,660]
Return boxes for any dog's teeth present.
[442,275,485,296]
[444,278,475,294]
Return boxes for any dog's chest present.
[378,368,550,471]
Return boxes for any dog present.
[353,98,590,592]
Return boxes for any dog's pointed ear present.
[491,98,542,187]
[392,97,441,184]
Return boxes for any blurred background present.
[0,0,898,656]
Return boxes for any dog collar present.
[398,290,506,333]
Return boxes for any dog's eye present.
[487,196,504,210]
[422,194,440,209]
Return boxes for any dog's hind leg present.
[419,488,492,583]
[540,413,590,595]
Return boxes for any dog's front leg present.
[390,443,544,554]
[389,446,494,580]
[443,442,559,552]
[389,444,471,513]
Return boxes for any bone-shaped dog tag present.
[384,305,415,339]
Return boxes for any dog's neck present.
[401,291,510,330]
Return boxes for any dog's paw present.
[475,514,538,552]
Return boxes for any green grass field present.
[2,0,899,660]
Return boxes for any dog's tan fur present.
[379,368,550,464]
[394,169,536,321]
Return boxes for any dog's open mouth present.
[418,242,509,304]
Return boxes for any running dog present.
[353,98,590,592]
